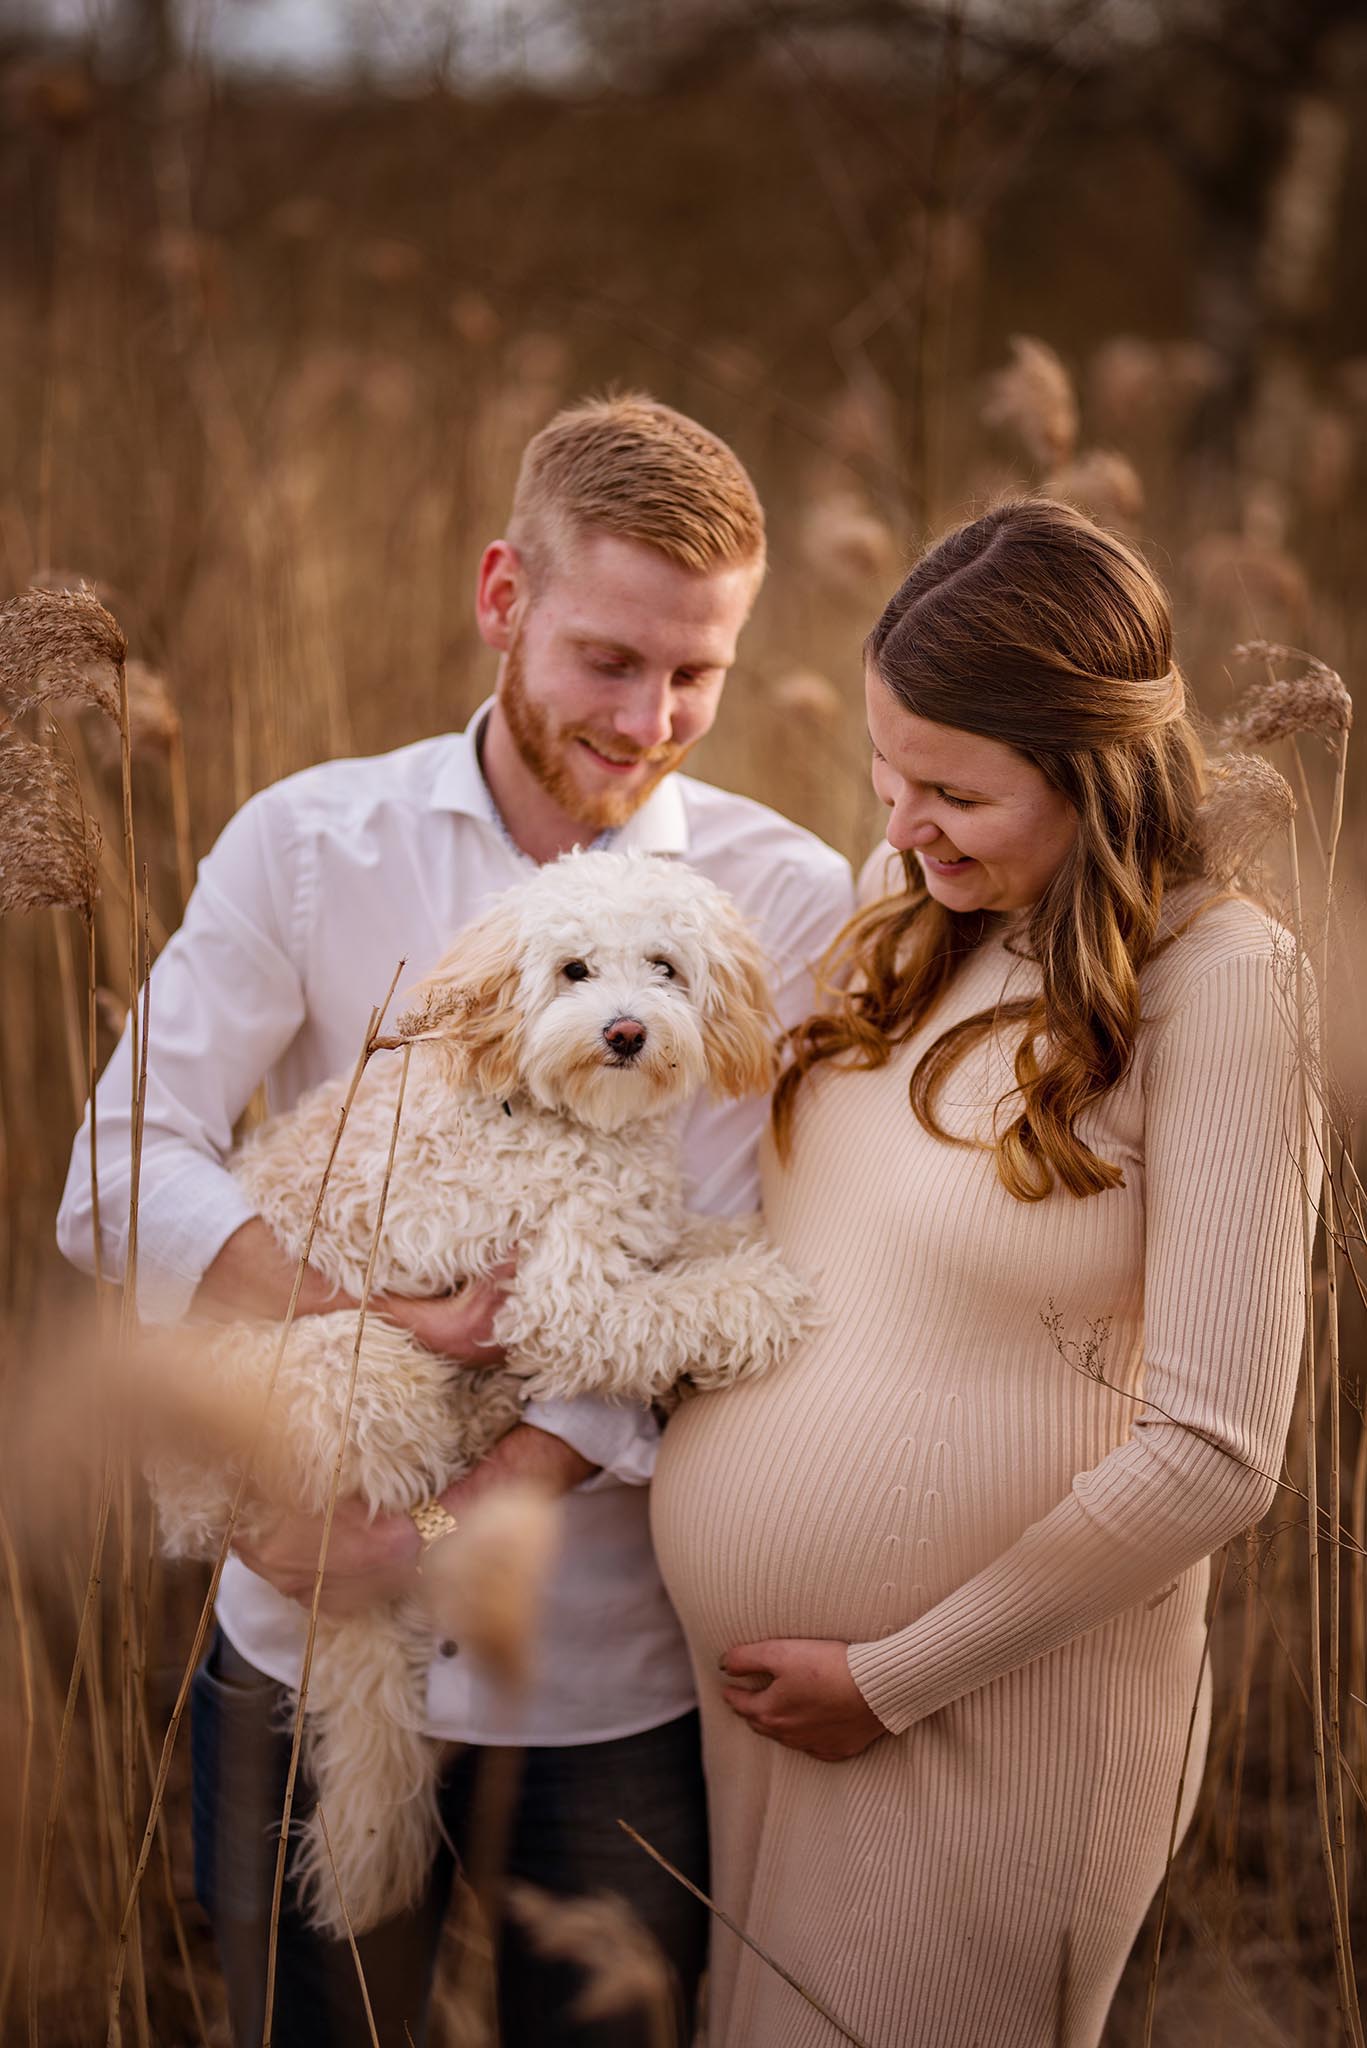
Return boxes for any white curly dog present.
[152,849,817,1937]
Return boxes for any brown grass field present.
[1,17,1366,2042]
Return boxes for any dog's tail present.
[291,1602,443,1938]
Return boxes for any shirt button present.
[439,1640,459,1658]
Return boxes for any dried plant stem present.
[617,1821,874,2048]
[315,1804,382,2048]
[166,728,195,910]
[1288,815,1363,2047]
[101,968,405,2037]
[0,1502,36,2034]
[1142,1552,1227,2047]
[262,1039,414,2046]
[132,1695,213,2048]
[51,910,86,1122]
[28,1452,116,2048]
[1317,728,1352,1918]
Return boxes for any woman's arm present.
[842,939,1310,1734]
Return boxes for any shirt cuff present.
[131,1159,261,1324]
[520,1397,660,1490]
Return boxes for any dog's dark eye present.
[650,957,677,981]
[561,959,591,982]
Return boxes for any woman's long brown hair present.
[772,498,1211,1201]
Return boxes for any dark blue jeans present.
[190,1629,709,2047]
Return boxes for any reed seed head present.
[1198,752,1297,886]
[416,1479,560,1689]
[0,586,127,722]
[1225,642,1353,746]
[506,1883,672,2025]
[982,335,1079,471]
[0,728,101,916]
[1044,448,1144,529]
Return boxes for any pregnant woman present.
[651,498,1309,2047]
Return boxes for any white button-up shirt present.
[57,712,853,1745]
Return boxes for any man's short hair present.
[507,393,766,584]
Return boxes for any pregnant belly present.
[651,1358,960,1665]
[651,1327,1134,1669]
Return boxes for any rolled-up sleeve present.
[56,790,310,1321]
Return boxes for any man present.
[58,394,853,2045]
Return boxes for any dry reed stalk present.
[51,911,87,1122]
[131,1693,212,2048]
[101,968,407,2034]
[617,1821,874,2048]
[261,1038,414,2046]
[1315,723,1353,1919]
[313,1805,382,2048]
[0,1501,37,2034]
[28,1451,117,2048]
[1287,808,1364,2046]
[506,1883,675,2048]
[1141,1552,1228,2047]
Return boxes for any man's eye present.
[650,958,677,980]
[562,960,591,982]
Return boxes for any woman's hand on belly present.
[720,1639,887,1762]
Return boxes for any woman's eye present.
[650,958,677,980]
[562,959,591,982]
[938,790,977,811]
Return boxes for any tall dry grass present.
[0,58,1364,2048]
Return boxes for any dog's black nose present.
[604,1017,647,1058]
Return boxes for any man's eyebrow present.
[572,633,641,660]
[572,633,726,671]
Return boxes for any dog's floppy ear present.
[700,906,779,1101]
[398,907,524,1099]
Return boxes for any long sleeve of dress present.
[848,942,1311,1735]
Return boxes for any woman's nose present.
[888,803,941,852]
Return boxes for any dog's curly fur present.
[151,850,817,1936]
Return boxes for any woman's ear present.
[700,909,779,1101]
[398,908,524,1100]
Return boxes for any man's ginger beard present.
[499,628,694,832]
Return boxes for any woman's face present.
[866,665,1079,914]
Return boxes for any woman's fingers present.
[720,1640,779,1680]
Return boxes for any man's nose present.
[613,682,673,751]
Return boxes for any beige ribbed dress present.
[651,894,1307,2048]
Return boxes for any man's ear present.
[399,909,524,1100]
[700,909,779,1101]
[475,539,528,654]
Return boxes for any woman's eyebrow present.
[867,738,992,800]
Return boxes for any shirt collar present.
[429,702,690,858]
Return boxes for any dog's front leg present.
[496,1222,819,1405]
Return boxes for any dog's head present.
[399,851,777,1131]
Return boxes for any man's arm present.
[57,788,308,1321]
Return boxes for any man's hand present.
[234,1424,596,1616]
[720,1638,887,1762]
[373,1262,515,1367]
[233,1495,420,1617]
